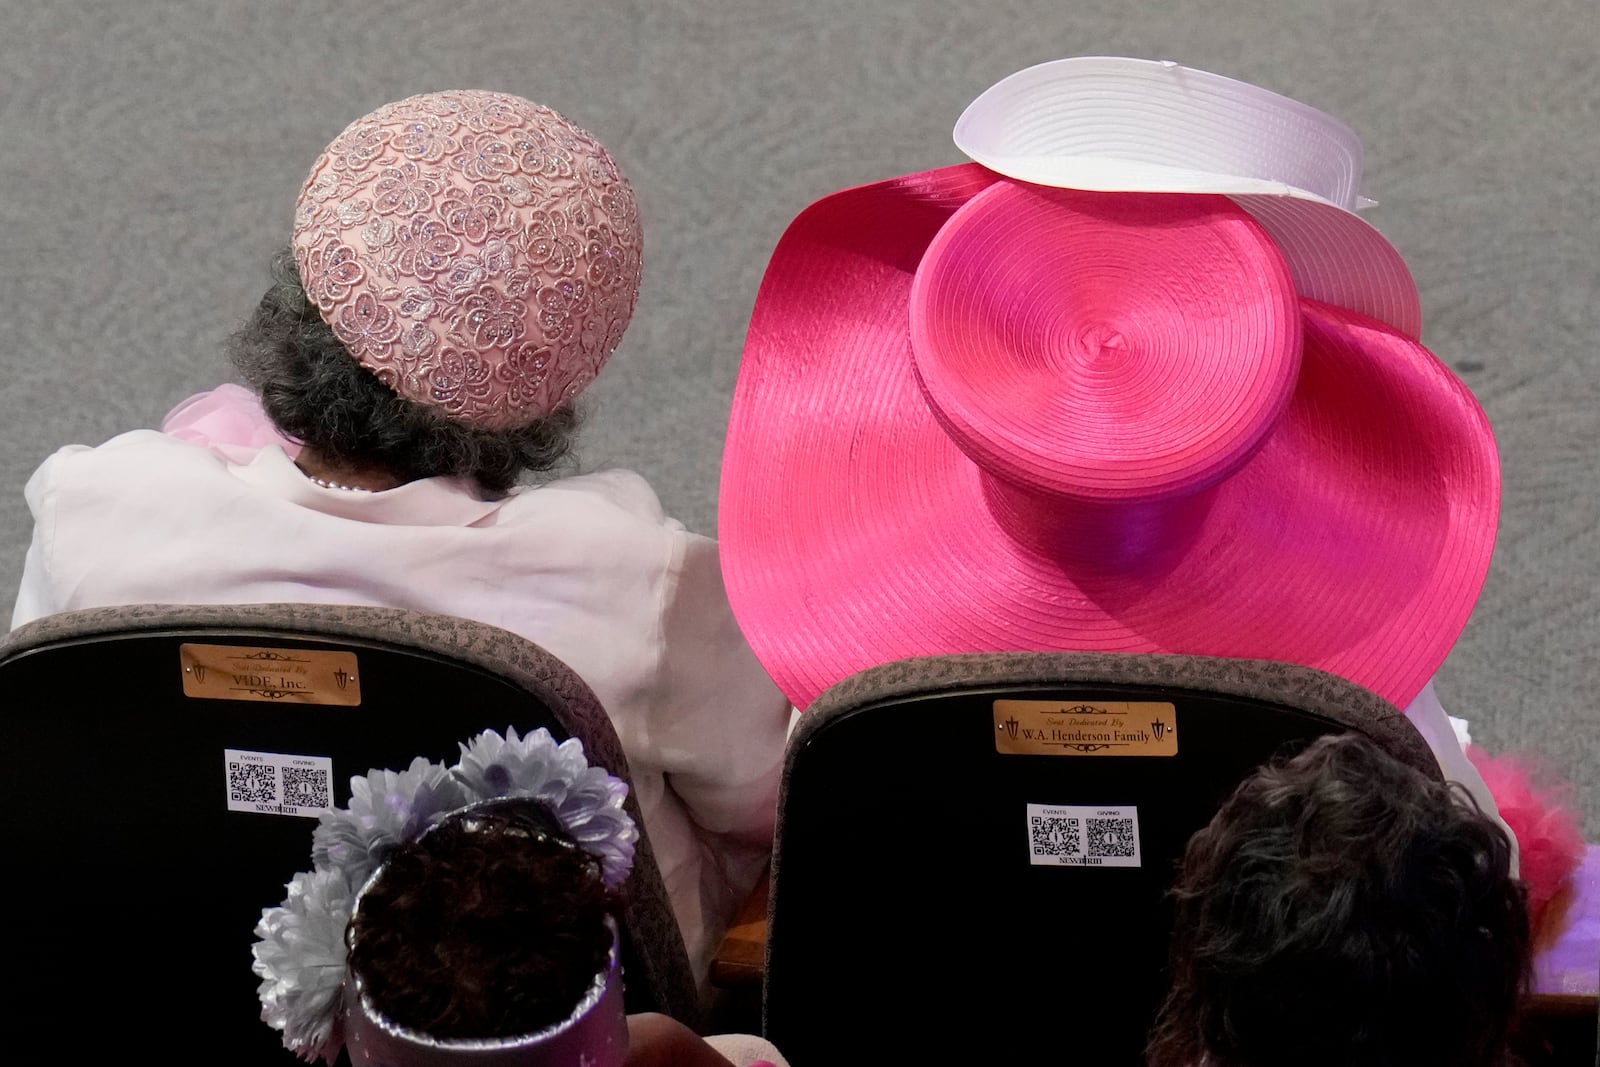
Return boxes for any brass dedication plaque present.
[180,643,361,706]
[994,699,1177,756]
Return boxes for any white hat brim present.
[955,57,1421,337]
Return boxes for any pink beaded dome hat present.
[292,90,642,429]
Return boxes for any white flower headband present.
[251,727,638,1064]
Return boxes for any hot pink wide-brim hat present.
[719,166,1498,712]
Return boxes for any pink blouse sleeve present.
[652,529,791,932]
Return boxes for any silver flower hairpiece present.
[250,727,637,1064]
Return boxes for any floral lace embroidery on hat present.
[292,90,642,429]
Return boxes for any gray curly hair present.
[227,249,580,494]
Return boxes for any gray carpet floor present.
[2,0,1595,834]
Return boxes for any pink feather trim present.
[161,384,301,463]
[1466,745,1586,934]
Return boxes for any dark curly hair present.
[346,800,615,1040]
[1147,732,1530,1067]
[227,249,579,493]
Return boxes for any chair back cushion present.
[0,603,696,1061]
[764,652,1433,1066]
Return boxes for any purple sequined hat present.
[292,90,643,429]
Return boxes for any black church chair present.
[760,651,1439,1066]
[0,603,697,1062]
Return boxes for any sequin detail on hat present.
[293,90,642,428]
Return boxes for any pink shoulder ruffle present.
[161,384,300,463]
[1467,745,1587,936]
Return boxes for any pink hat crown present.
[908,184,1305,567]
[292,90,642,429]
[911,185,1301,508]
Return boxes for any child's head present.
[347,798,615,1041]
[254,729,639,1064]
[1148,732,1529,1067]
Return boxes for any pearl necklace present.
[306,474,374,493]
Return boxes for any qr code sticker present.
[281,766,331,809]
[1026,803,1141,867]
[1086,818,1137,859]
[1030,815,1082,858]
[224,749,334,818]
[228,761,277,803]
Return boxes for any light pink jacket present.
[13,386,791,982]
